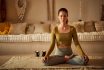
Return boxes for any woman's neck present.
[58,22,70,33]
[58,22,69,31]
[60,22,68,27]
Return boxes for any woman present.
[43,8,89,66]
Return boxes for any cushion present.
[0,22,11,35]
[69,21,84,32]
[25,23,35,34]
[84,21,96,32]
[50,21,59,32]
[9,22,27,34]
[34,21,50,33]
[95,21,104,32]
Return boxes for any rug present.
[0,55,104,70]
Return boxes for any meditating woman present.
[43,8,89,66]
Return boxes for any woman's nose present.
[61,16,65,19]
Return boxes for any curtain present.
[0,0,6,22]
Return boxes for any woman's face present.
[58,11,68,24]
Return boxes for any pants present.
[43,55,85,66]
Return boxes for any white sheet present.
[0,31,104,42]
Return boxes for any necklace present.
[63,27,66,30]
[59,24,68,31]
[62,25,68,30]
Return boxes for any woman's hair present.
[58,8,68,16]
[58,8,68,23]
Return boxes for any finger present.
[83,57,88,62]
[85,59,89,63]
[84,59,88,65]
[42,58,45,62]
[84,58,88,62]
[45,57,48,60]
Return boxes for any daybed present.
[0,21,104,58]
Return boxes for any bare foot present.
[64,55,70,61]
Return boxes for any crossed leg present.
[43,55,86,66]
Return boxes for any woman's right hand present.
[83,55,89,65]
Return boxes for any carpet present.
[0,55,104,70]
[0,67,104,70]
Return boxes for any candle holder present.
[34,50,46,57]
[42,51,46,57]
[34,51,40,57]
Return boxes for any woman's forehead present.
[58,11,68,15]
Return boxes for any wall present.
[84,0,101,21]
[6,0,48,23]
[25,0,48,23]
[54,0,80,21]
[6,0,103,23]
[54,0,101,21]
[6,0,18,22]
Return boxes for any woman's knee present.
[76,56,89,65]
[66,56,87,65]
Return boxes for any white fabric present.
[0,32,104,42]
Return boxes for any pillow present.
[25,23,35,34]
[50,21,59,32]
[9,22,27,34]
[95,21,104,32]
[34,21,50,33]
[0,22,11,35]
[84,21,96,32]
[69,21,84,32]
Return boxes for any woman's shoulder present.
[51,25,58,33]
[68,25,76,31]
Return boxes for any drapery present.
[0,0,6,22]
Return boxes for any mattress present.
[0,31,104,42]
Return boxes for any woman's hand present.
[82,55,89,65]
[42,56,49,62]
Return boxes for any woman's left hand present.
[82,55,89,65]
